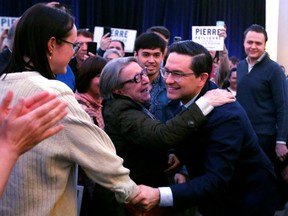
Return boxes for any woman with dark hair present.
[0,3,138,215]
[75,56,107,129]
[222,68,237,96]
[74,56,108,216]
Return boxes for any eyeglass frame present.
[160,68,195,82]
[121,67,148,85]
[58,38,82,54]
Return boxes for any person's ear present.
[47,37,56,56]
[112,88,122,95]
[133,51,138,57]
[198,73,209,87]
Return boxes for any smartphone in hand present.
[103,26,111,36]
[87,42,97,55]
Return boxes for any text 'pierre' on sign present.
[0,16,18,35]
[93,26,137,53]
[192,26,224,51]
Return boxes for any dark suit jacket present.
[171,81,281,216]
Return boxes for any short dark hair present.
[134,32,166,54]
[228,67,237,78]
[111,40,125,50]
[229,56,239,65]
[76,56,107,93]
[146,26,170,40]
[77,29,93,39]
[6,3,74,79]
[244,24,268,42]
[168,40,212,77]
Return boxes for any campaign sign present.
[192,26,224,51]
[93,26,137,53]
[0,16,18,35]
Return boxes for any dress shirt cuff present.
[195,96,214,116]
[276,141,286,145]
[158,187,173,207]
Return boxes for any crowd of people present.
[0,2,288,216]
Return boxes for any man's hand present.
[99,33,111,51]
[276,143,288,162]
[203,89,235,107]
[130,185,160,212]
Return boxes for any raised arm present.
[0,91,68,196]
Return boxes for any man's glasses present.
[160,68,195,82]
[58,38,82,54]
[121,68,148,85]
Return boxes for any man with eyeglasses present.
[131,40,282,216]
[134,32,189,199]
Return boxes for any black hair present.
[134,32,166,54]
[5,3,74,79]
[76,56,107,93]
[146,26,170,40]
[168,40,212,77]
[244,24,268,42]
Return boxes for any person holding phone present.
[97,28,112,57]
[69,29,95,76]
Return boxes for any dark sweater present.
[237,53,288,142]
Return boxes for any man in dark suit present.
[131,40,282,216]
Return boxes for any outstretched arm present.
[0,91,68,196]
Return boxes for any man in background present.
[69,29,94,76]
[237,24,288,206]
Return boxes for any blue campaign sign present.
[93,26,137,53]
[192,26,224,51]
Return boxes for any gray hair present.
[103,48,122,60]
[100,57,138,100]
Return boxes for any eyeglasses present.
[58,38,82,54]
[121,68,148,85]
[160,68,195,82]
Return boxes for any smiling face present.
[228,70,237,91]
[117,62,151,104]
[49,25,77,74]
[244,31,266,64]
[164,52,208,104]
[134,48,164,81]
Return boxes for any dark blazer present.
[171,81,281,216]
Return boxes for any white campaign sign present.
[0,16,18,35]
[93,26,137,53]
[192,26,224,51]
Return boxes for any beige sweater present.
[0,72,138,216]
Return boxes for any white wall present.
[266,0,288,74]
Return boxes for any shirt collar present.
[245,52,266,72]
[182,92,200,108]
